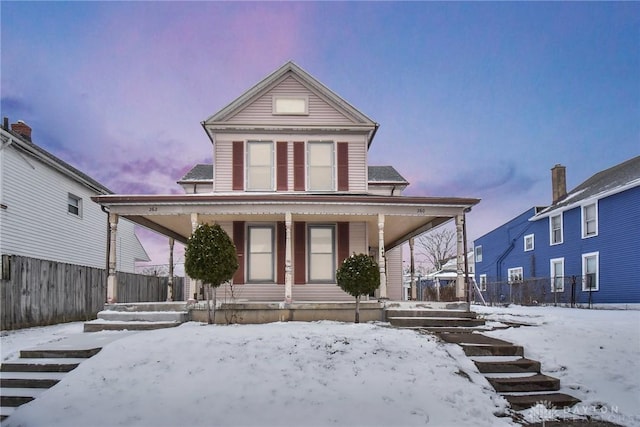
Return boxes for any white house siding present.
[213,135,368,194]
[386,246,404,301]
[226,75,356,126]
[115,221,149,273]
[1,145,107,269]
[349,222,367,255]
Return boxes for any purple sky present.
[2,2,639,269]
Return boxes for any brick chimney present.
[551,164,567,204]
[11,120,32,142]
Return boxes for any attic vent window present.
[273,96,308,115]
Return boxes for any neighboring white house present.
[0,120,149,273]
[94,62,479,303]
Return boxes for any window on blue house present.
[507,267,523,284]
[524,234,534,251]
[474,246,482,263]
[582,252,599,291]
[550,214,563,245]
[582,202,598,238]
[479,274,487,291]
[550,258,564,292]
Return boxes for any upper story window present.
[246,141,273,191]
[307,141,335,191]
[273,96,308,115]
[474,246,482,263]
[582,202,598,238]
[524,234,534,251]
[550,214,563,245]
[67,193,82,217]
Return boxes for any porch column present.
[378,213,387,299]
[106,213,119,303]
[167,238,174,302]
[284,212,293,304]
[188,213,199,302]
[455,214,465,299]
[409,237,417,300]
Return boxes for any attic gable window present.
[273,96,308,115]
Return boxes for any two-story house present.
[94,62,479,303]
[0,120,149,273]
[474,156,640,306]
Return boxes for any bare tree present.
[415,226,456,272]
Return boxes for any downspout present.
[495,223,534,282]
[367,123,380,148]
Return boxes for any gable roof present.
[202,61,379,145]
[368,166,409,185]
[1,127,112,195]
[533,155,640,220]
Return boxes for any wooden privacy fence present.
[1,255,184,330]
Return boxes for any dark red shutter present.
[294,222,306,284]
[277,141,288,191]
[232,141,244,191]
[293,141,305,191]
[277,222,285,284]
[337,142,349,191]
[233,222,245,284]
[338,222,350,266]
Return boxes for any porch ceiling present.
[94,193,479,250]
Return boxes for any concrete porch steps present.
[474,358,541,374]
[84,302,189,332]
[487,373,561,393]
[504,392,582,411]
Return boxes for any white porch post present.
[106,213,119,303]
[284,212,293,304]
[378,213,387,299]
[455,214,465,299]
[167,238,174,302]
[188,213,199,302]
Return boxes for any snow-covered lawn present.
[1,305,638,427]
[476,305,640,427]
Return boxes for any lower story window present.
[247,225,274,282]
[582,252,599,291]
[550,258,564,292]
[479,274,487,291]
[507,267,523,284]
[308,225,335,282]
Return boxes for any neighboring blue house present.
[474,156,640,307]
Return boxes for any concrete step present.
[20,348,100,359]
[389,317,485,328]
[0,358,86,373]
[385,310,478,318]
[104,302,188,312]
[503,392,581,410]
[462,344,524,357]
[97,310,188,322]
[488,374,560,393]
[438,333,513,346]
[0,371,65,388]
[474,358,541,374]
[84,321,181,332]
[0,387,47,406]
[419,326,491,334]
[0,406,16,421]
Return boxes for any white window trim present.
[246,141,274,191]
[475,246,483,263]
[246,224,275,283]
[307,224,336,283]
[306,141,336,192]
[507,267,523,284]
[581,201,599,239]
[549,214,563,245]
[479,274,487,291]
[582,251,599,291]
[524,234,534,252]
[67,193,82,217]
[550,257,564,292]
[272,95,309,115]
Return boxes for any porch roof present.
[93,193,480,250]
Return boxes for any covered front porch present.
[94,193,479,305]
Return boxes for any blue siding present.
[474,185,640,304]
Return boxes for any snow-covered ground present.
[0,305,638,427]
